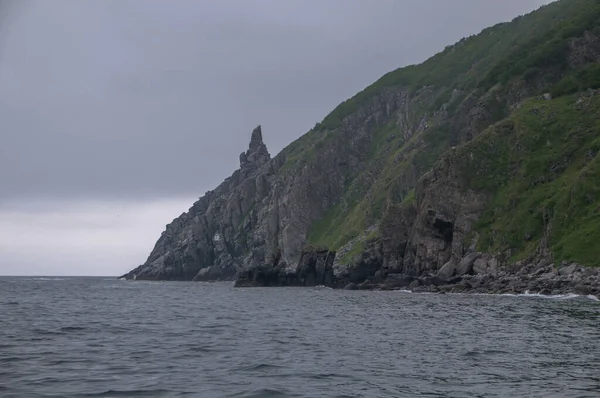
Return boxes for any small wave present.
[235,363,284,372]
[464,349,509,357]
[60,326,87,332]
[307,372,348,380]
[227,388,296,398]
[1,357,24,363]
[32,328,64,336]
[187,346,214,353]
[83,389,173,397]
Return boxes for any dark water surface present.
[1,277,600,398]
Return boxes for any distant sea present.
[1,277,599,397]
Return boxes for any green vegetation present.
[312,0,600,133]
[307,200,370,251]
[278,0,600,265]
[339,241,366,264]
[551,63,600,97]
[454,94,600,266]
[337,228,381,264]
[401,189,416,207]
[480,0,600,90]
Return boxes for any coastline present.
[233,257,600,300]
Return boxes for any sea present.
[1,277,599,398]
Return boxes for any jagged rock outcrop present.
[239,126,270,170]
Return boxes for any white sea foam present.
[501,291,598,301]
[29,277,66,281]
[408,289,600,301]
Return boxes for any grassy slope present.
[275,0,600,260]
[315,0,600,133]
[454,93,600,266]
[283,0,598,161]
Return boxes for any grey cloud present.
[0,0,554,202]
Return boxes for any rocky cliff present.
[123,0,600,295]
[122,126,276,281]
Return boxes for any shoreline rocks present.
[346,261,600,298]
[233,249,600,299]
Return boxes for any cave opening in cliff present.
[434,219,454,244]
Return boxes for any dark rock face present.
[380,204,416,273]
[347,240,384,284]
[402,154,488,276]
[382,274,415,289]
[568,30,600,68]
[235,247,336,287]
[296,249,336,286]
[233,265,289,288]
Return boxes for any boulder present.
[473,257,489,275]
[558,263,580,276]
[356,281,376,290]
[385,274,414,288]
[574,284,592,295]
[456,252,481,276]
[409,279,421,289]
[437,260,457,279]
[427,276,448,286]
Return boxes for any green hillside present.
[278,0,600,264]
[455,93,600,266]
[288,0,600,137]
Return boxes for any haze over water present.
[1,277,599,397]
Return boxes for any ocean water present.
[1,277,600,398]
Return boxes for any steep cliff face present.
[124,0,600,286]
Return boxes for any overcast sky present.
[0,0,553,276]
